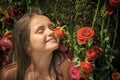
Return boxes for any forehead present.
[30,15,51,25]
[29,15,52,31]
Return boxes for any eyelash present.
[38,29,44,34]
[37,25,54,34]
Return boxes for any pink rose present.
[0,39,12,51]
[69,63,81,80]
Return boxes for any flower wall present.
[0,0,120,80]
[55,0,120,80]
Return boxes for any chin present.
[47,43,59,51]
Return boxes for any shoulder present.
[58,54,72,80]
[0,62,18,80]
[60,54,71,68]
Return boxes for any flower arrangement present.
[54,0,120,80]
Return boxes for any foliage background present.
[0,0,120,79]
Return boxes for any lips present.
[46,37,57,42]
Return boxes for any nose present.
[47,29,54,36]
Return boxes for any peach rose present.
[77,27,94,45]
[3,31,13,39]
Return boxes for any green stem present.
[101,13,107,46]
[112,9,119,48]
[100,1,107,47]
[106,16,110,31]
[91,0,100,29]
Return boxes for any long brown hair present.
[11,9,64,80]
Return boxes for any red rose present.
[54,27,64,38]
[112,72,120,80]
[77,27,94,45]
[69,63,81,80]
[7,6,23,20]
[86,45,103,61]
[80,62,95,74]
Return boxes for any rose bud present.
[54,27,64,38]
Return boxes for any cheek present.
[30,35,46,50]
[56,35,60,44]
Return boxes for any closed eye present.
[35,26,45,34]
[37,29,44,34]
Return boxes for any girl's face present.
[29,15,59,54]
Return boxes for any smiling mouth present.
[46,38,57,42]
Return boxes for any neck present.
[31,51,53,74]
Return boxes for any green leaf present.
[87,38,93,47]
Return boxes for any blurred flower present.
[7,6,24,20]
[1,16,12,26]
[109,0,120,8]
[58,44,67,53]
[0,39,12,51]
[112,72,120,80]
[106,0,120,15]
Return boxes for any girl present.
[0,9,71,80]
